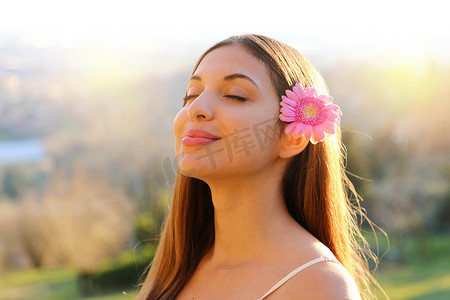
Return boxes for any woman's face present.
[174,44,284,180]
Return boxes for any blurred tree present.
[327,60,450,265]
[435,164,450,232]
[1,167,27,199]
[128,159,171,244]
[372,156,448,262]
[16,198,48,267]
[342,129,374,212]
[37,170,135,273]
[0,200,20,272]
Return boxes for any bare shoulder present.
[276,260,361,300]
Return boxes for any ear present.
[279,132,309,159]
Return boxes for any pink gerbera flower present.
[279,83,342,144]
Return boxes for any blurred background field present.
[0,1,449,299]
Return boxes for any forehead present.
[194,45,272,87]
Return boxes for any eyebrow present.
[189,73,259,89]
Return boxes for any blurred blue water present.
[0,139,45,165]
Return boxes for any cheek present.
[173,108,187,136]
[173,108,188,150]
[229,117,281,161]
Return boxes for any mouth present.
[182,129,221,146]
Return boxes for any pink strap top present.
[257,255,340,300]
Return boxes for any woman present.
[138,34,381,299]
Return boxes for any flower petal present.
[280,114,295,122]
[326,111,341,120]
[326,104,341,113]
[303,125,312,141]
[280,107,296,117]
[318,95,333,105]
[293,84,306,99]
[335,109,343,117]
[305,87,318,98]
[312,125,325,143]
[293,122,304,136]
[285,122,296,134]
[281,105,295,113]
[285,90,298,102]
[322,120,337,134]
[281,95,297,107]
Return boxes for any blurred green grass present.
[0,267,137,300]
[1,234,449,300]
[376,262,450,300]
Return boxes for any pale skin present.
[173,45,361,299]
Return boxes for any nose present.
[186,92,213,121]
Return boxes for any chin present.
[176,146,273,179]
[176,155,213,179]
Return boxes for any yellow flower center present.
[304,105,318,117]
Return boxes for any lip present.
[182,129,221,146]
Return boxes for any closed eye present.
[224,95,247,102]
[183,95,198,102]
[183,94,247,102]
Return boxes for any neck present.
[203,166,301,266]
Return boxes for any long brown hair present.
[138,34,382,300]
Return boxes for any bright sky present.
[1,0,449,61]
